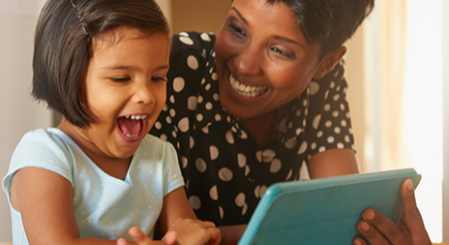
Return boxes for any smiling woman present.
[149,0,374,244]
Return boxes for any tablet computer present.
[238,168,421,245]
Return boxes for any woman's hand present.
[167,218,221,245]
[117,227,177,245]
[353,179,432,245]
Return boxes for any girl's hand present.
[117,227,178,245]
[167,218,221,245]
[353,179,432,245]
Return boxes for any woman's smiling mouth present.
[229,74,268,98]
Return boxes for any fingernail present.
[406,179,413,191]
[116,238,126,245]
[353,239,362,245]
[128,227,141,240]
[366,210,375,220]
[361,221,370,231]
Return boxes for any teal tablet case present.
[238,168,421,245]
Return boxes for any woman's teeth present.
[125,115,147,120]
[229,75,268,98]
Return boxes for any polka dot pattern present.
[149,32,356,227]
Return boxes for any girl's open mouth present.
[116,114,148,141]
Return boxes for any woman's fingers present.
[356,217,392,245]
[360,208,410,244]
[399,179,425,233]
[352,236,369,245]
[397,179,432,245]
[356,179,432,245]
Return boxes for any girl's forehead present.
[92,27,153,48]
[87,29,170,69]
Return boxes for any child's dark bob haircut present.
[32,0,170,127]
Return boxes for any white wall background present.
[0,1,50,242]
[443,0,449,241]
[402,0,443,240]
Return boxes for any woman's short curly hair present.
[266,0,375,60]
[32,0,170,127]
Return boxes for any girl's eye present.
[270,47,296,60]
[228,22,246,38]
[111,77,131,83]
[151,76,167,82]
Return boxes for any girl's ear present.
[313,46,347,79]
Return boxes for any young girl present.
[1,0,220,244]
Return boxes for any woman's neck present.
[240,110,276,148]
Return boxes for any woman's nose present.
[234,46,262,76]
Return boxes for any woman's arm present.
[217,225,247,245]
[307,148,359,179]
[11,167,119,245]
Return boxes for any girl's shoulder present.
[10,128,78,173]
[4,128,77,191]
[15,128,75,154]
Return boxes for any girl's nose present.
[132,82,155,105]
[234,46,262,76]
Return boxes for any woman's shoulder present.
[171,31,216,57]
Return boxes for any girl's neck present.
[240,110,276,148]
[57,118,131,180]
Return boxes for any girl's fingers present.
[206,226,222,245]
[128,227,155,245]
[202,221,217,228]
[117,237,131,245]
[161,231,178,245]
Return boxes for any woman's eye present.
[229,23,246,37]
[111,77,131,83]
[270,47,295,59]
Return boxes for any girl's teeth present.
[125,115,148,120]
[229,75,268,98]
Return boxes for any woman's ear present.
[313,46,347,79]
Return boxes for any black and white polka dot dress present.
[150,32,356,226]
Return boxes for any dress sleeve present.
[2,129,74,201]
[302,61,356,160]
[162,141,185,196]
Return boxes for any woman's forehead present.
[229,0,307,44]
